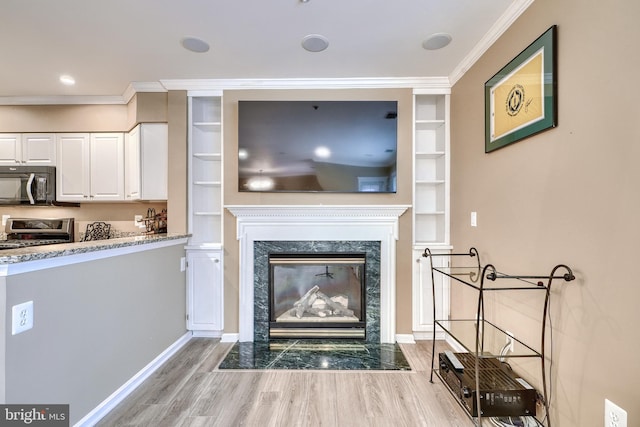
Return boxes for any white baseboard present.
[412,330,447,341]
[74,332,192,427]
[395,334,416,344]
[220,333,239,343]
[192,330,223,338]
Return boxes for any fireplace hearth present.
[269,253,366,339]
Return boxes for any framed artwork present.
[485,25,557,153]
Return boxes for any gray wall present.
[4,244,187,424]
[450,0,640,425]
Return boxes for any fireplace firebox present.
[269,253,366,339]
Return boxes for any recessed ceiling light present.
[302,34,329,52]
[422,33,452,50]
[314,146,331,158]
[59,75,75,85]
[181,37,210,53]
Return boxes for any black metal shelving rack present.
[422,247,574,427]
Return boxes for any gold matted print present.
[485,26,557,153]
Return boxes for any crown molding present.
[159,76,451,91]
[0,77,452,105]
[448,0,534,85]
[0,95,126,106]
[122,81,167,104]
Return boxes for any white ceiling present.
[0,0,531,101]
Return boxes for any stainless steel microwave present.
[0,165,56,205]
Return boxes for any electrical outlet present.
[12,301,34,335]
[2,214,9,226]
[505,330,515,353]
[134,214,143,226]
[605,399,627,427]
[470,211,477,227]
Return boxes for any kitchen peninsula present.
[0,233,190,425]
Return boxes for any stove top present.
[1,217,74,250]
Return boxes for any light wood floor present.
[96,339,470,427]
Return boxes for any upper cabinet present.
[413,92,450,247]
[57,133,125,202]
[188,94,223,246]
[0,133,56,166]
[125,123,168,201]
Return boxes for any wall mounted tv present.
[238,100,397,193]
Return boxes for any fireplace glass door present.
[269,253,366,339]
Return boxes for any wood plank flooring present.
[96,339,470,427]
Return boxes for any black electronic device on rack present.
[438,351,537,417]
[422,247,575,427]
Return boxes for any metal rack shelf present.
[422,247,575,427]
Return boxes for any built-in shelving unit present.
[412,90,451,339]
[413,91,449,246]
[188,94,223,246]
[186,92,224,336]
[423,247,575,427]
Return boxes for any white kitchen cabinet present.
[0,133,56,165]
[186,249,224,335]
[56,133,124,202]
[125,123,168,201]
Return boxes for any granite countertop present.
[0,233,189,264]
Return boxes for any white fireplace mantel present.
[226,205,409,343]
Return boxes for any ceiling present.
[0,0,530,101]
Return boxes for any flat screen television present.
[238,100,397,192]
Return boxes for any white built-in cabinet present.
[0,133,56,165]
[125,123,168,201]
[186,92,224,336]
[56,133,125,202]
[186,249,224,332]
[412,91,451,338]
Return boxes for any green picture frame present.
[485,25,557,153]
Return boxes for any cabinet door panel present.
[22,134,56,165]
[139,123,167,200]
[90,133,124,200]
[56,134,90,201]
[412,248,450,339]
[0,134,21,164]
[125,126,141,200]
[187,250,223,332]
